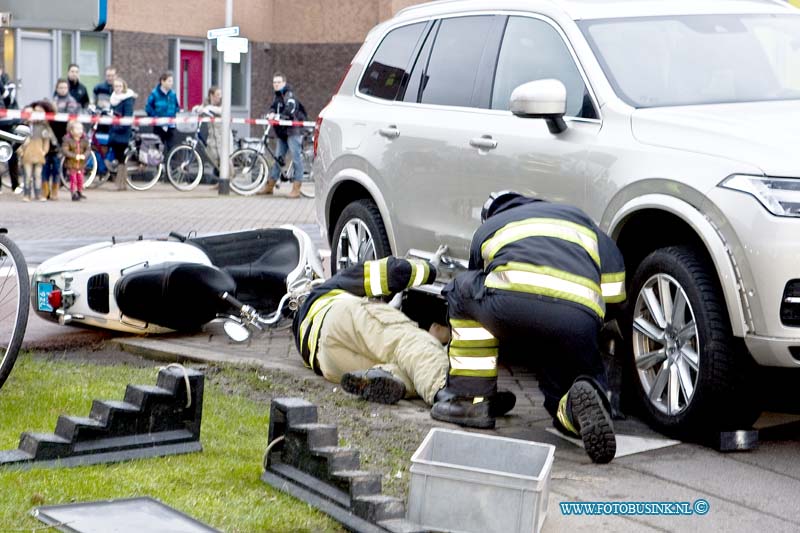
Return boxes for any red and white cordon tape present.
[0,108,315,128]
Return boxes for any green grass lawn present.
[0,355,342,532]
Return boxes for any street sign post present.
[216,36,248,64]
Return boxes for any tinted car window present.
[402,22,437,103]
[492,16,597,118]
[359,22,426,100]
[419,16,495,107]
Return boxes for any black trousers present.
[154,127,176,154]
[443,270,606,416]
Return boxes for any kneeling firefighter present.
[292,256,514,415]
[431,191,626,464]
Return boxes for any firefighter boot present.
[555,377,616,464]
[260,179,277,195]
[341,368,406,405]
[288,180,302,198]
[433,388,517,417]
[430,395,495,429]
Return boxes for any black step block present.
[352,494,406,522]
[267,398,318,466]
[309,446,360,475]
[330,469,382,498]
[155,366,205,437]
[89,400,142,435]
[55,416,107,441]
[19,433,72,460]
[123,385,174,410]
[286,423,338,449]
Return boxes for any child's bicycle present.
[228,122,314,197]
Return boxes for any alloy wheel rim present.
[632,273,700,416]
[335,219,376,271]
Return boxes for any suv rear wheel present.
[625,245,759,436]
[331,200,391,274]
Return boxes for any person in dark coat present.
[431,191,627,464]
[67,64,90,109]
[108,78,136,190]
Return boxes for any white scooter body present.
[31,225,323,335]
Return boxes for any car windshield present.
[579,14,800,108]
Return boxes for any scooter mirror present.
[223,320,251,343]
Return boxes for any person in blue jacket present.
[145,71,180,153]
[109,77,136,190]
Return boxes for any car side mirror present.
[509,79,568,135]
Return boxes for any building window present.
[210,49,249,108]
[76,33,106,91]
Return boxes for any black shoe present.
[430,397,495,429]
[71,192,79,201]
[340,368,406,405]
[434,388,516,418]
[557,378,616,464]
[78,191,87,199]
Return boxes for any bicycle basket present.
[175,112,199,133]
[240,137,261,151]
[138,133,164,166]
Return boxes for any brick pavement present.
[1,182,318,242]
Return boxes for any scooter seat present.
[115,262,236,331]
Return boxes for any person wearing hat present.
[430,191,626,463]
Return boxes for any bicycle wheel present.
[229,148,269,196]
[60,151,99,189]
[166,145,204,191]
[124,151,163,191]
[0,233,29,391]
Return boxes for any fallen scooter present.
[31,226,324,337]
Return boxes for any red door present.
[180,50,204,110]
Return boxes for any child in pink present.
[61,121,90,201]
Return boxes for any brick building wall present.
[252,42,361,118]
[110,31,170,112]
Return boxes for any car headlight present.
[720,175,800,217]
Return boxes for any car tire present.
[331,200,391,274]
[624,245,759,437]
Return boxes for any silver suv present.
[313,0,800,434]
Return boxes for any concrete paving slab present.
[545,427,682,458]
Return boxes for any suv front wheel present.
[331,200,392,274]
[625,245,759,437]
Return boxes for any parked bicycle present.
[165,110,235,191]
[0,126,31,391]
[228,123,314,197]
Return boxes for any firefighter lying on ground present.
[291,256,516,416]
[430,191,627,464]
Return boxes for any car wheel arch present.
[326,169,397,255]
[608,195,750,338]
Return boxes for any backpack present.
[137,133,164,166]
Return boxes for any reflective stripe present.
[449,318,483,328]
[409,260,429,288]
[486,269,605,318]
[449,368,498,378]
[449,355,497,371]
[601,271,626,303]
[556,393,579,436]
[452,325,496,342]
[363,259,389,297]
[481,218,600,266]
[449,346,499,357]
[299,290,359,367]
[601,281,626,302]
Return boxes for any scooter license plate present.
[37,281,55,312]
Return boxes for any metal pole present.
[218,0,233,195]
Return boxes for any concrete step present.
[352,494,406,522]
[18,432,72,460]
[287,423,339,450]
[330,469,382,498]
[55,415,107,441]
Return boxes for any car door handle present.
[469,136,498,150]
[379,126,400,139]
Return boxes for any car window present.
[419,16,496,107]
[359,22,427,100]
[492,16,597,118]
[402,22,437,103]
